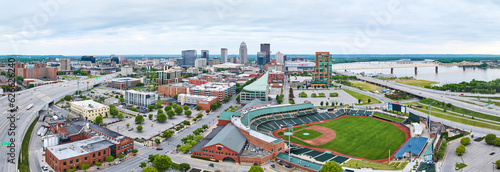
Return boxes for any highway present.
[0,73,117,172]
[337,72,500,117]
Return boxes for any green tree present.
[321,161,343,172]
[131,149,138,154]
[320,101,323,106]
[185,110,192,117]
[15,76,24,84]
[163,130,174,139]
[28,84,34,88]
[95,116,103,125]
[248,166,264,172]
[236,95,241,104]
[156,101,163,109]
[183,105,189,111]
[368,98,371,103]
[120,97,125,102]
[175,106,183,115]
[496,159,500,168]
[205,109,210,113]
[195,105,201,111]
[143,167,158,172]
[129,107,137,111]
[67,114,71,119]
[157,113,167,122]
[139,162,147,168]
[118,154,125,159]
[202,124,208,129]
[148,114,153,120]
[485,134,497,145]
[126,123,130,128]
[494,138,500,146]
[168,101,173,106]
[136,125,143,132]
[68,169,76,172]
[95,162,102,168]
[135,115,145,124]
[167,110,175,118]
[109,104,118,117]
[179,163,191,171]
[325,102,329,106]
[460,137,471,146]
[358,99,362,104]
[148,104,156,111]
[106,155,115,165]
[164,105,172,111]
[455,145,466,156]
[81,163,90,171]
[155,138,161,145]
[173,94,178,99]
[117,112,124,120]
[153,155,173,171]
[64,95,72,101]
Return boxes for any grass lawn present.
[373,113,404,122]
[396,80,436,88]
[19,117,38,172]
[342,89,382,105]
[132,86,151,91]
[60,75,78,79]
[351,81,382,92]
[293,129,323,140]
[297,116,406,160]
[343,159,408,170]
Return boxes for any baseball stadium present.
[191,100,414,172]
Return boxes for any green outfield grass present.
[342,89,382,105]
[293,129,323,140]
[292,116,406,160]
[396,80,437,88]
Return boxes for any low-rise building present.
[156,69,182,85]
[195,58,207,68]
[240,72,269,105]
[189,82,236,101]
[178,94,218,110]
[124,90,158,107]
[70,100,109,121]
[107,78,141,89]
[157,83,191,97]
[45,118,133,172]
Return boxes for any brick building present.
[16,62,57,80]
[45,118,133,172]
[188,79,208,85]
[265,59,285,72]
[177,94,218,110]
[157,83,191,97]
[268,71,284,84]
[107,78,141,89]
[311,52,332,87]
[189,82,236,101]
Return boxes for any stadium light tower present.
[284,124,294,161]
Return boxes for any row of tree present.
[430,78,500,94]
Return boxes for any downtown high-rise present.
[221,48,228,64]
[260,43,271,65]
[239,42,247,64]
[201,50,209,65]
[311,52,333,87]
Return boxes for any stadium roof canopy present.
[205,124,247,152]
[242,72,269,92]
[219,112,241,121]
[241,103,315,126]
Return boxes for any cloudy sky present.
[2,0,500,55]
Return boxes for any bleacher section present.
[288,147,350,165]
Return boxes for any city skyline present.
[2,0,500,55]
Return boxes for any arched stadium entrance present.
[223,157,235,162]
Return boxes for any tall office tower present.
[81,56,96,66]
[110,54,119,64]
[178,50,197,67]
[221,48,228,64]
[118,56,125,64]
[60,58,71,71]
[260,43,271,64]
[275,51,284,64]
[257,52,266,66]
[201,50,209,65]
[311,52,333,87]
[283,55,287,62]
[239,42,247,64]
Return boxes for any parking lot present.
[442,137,500,172]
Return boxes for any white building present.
[275,51,284,64]
[121,67,133,76]
[178,94,216,105]
[239,42,247,64]
[124,90,158,107]
[70,100,109,121]
[221,48,227,64]
[195,58,207,68]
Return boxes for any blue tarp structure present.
[394,136,428,158]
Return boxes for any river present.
[332,61,500,85]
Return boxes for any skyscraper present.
[110,54,119,64]
[239,42,247,64]
[275,51,284,64]
[257,52,266,66]
[178,50,197,67]
[60,58,71,71]
[201,50,209,65]
[260,43,271,64]
[311,52,333,87]
[221,48,228,64]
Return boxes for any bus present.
[27,104,34,110]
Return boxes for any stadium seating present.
[314,153,336,162]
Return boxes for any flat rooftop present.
[70,100,108,111]
[47,136,114,160]
[111,77,140,82]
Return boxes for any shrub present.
[455,145,466,156]
[486,134,497,145]
[494,138,500,146]
[329,92,339,97]
[460,137,471,146]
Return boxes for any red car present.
[156,147,163,150]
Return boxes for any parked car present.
[128,128,133,131]
[156,147,163,150]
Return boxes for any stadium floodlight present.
[284,124,294,162]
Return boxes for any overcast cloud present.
[1,0,500,55]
